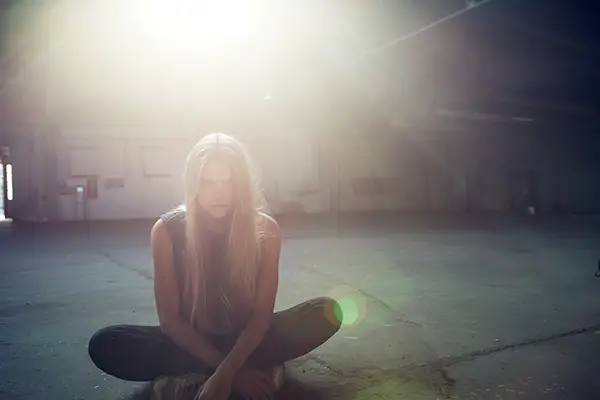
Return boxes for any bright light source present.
[128,0,260,49]
[6,164,13,201]
[264,94,272,100]
[48,0,287,114]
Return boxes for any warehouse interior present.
[0,1,599,399]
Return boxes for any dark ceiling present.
[321,0,600,120]
[0,0,598,125]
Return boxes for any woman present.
[88,133,342,400]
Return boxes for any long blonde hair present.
[182,133,267,331]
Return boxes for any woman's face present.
[197,157,234,219]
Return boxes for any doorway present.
[0,161,4,220]
[0,146,13,221]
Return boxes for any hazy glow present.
[43,0,282,117]
[127,0,260,48]
[6,164,13,201]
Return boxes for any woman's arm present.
[217,214,281,376]
[151,219,225,369]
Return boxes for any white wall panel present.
[56,130,190,220]
[141,146,172,177]
[246,132,327,214]
[103,140,126,178]
[68,148,101,176]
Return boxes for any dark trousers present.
[88,297,341,382]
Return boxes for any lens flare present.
[335,297,360,325]
[327,285,367,328]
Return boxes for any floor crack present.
[438,322,600,367]
[97,250,153,281]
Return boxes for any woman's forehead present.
[201,158,232,180]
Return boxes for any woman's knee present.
[293,297,342,353]
[273,297,343,345]
[88,325,122,371]
[294,297,343,340]
[315,296,343,332]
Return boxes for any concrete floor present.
[1,213,600,399]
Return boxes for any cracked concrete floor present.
[1,214,599,399]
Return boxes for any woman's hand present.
[196,369,233,400]
[232,367,275,400]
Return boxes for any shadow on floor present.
[124,378,329,400]
[122,366,451,400]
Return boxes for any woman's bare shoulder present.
[151,218,173,250]
[257,211,280,237]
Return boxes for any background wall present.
[332,122,600,215]
[54,127,191,220]
[3,120,600,221]
[51,127,326,220]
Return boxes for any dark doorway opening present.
[0,146,13,221]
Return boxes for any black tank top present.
[159,206,248,335]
